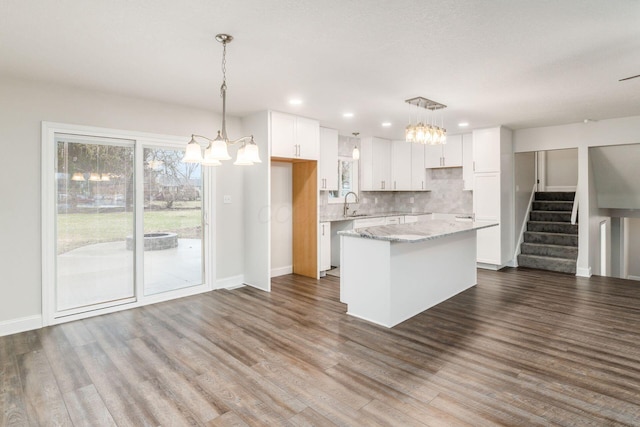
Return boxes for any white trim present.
[476,262,503,271]
[628,275,640,281]
[576,266,592,277]
[0,315,43,337]
[546,185,577,192]
[215,274,246,289]
[271,266,293,277]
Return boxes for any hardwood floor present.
[2,268,640,426]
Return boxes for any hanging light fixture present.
[351,132,360,160]
[182,34,261,166]
[405,97,447,145]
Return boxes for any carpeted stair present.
[518,191,577,274]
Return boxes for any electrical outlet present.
[409,197,415,204]
[374,198,378,204]
[223,195,231,204]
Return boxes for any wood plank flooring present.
[2,268,640,426]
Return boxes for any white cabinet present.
[270,111,319,160]
[472,127,502,172]
[353,217,386,228]
[424,134,463,168]
[404,214,432,223]
[462,133,473,191]
[385,215,404,225]
[320,222,331,271]
[410,144,428,191]
[391,140,412,191]
[472,126,513,268]
[361,137,392,191]
[319,127,339,191]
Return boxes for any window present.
[328,156,359,203]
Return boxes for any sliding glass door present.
[45,125,209,324]
[143,147,203,295]
[55,135,136,313]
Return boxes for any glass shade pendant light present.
[351,132,360,160]
[405,97,447,145]
[182,34,260,166]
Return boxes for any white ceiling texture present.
[1,0,640,138]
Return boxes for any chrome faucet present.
[343,191,359,216]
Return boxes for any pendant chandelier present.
[351,132,360,160]
[182,34,261,166]
[405,97,447,145]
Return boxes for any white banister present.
[513,183,538,263]
[571,189,579,225]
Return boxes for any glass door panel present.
[55,136,135,313]
[143,147,203,295]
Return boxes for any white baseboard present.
[0,315,42,337]
[545,186,577,192]
[271,265,293,278]
[215,274,246,290]
[628,275,640,281]
[476,262,501,271]
[576,266,592,278]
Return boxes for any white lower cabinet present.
[320,222,331,271]
[385,216,404,225]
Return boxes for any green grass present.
[57,209,202,254]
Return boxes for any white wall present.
[628,218,640,280]
[270,162,292,276]
[514,152,536,256]
[545,148,577,189]
[0,76,246,325]
[513,115,640,277]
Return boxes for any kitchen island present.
[339,219,498,327]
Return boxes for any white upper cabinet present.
[424,134,463,168]
[391,140,412,191]
[472,127,502,172]
[270,111,319,160]
[410,143,428,191]
[319,127,339,191]
[361,137,391,191]
[462,133,474,191]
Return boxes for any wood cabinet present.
[361,137,392,191]
[270,111,319,160]
[472,126,513,268]
[320,222,331,271]
[462,133,474,191]
[424,134,463,168]
[319,127,338,191]
[391,140,412,191]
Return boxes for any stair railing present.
[513,183,537,265]
[571,189,579,225]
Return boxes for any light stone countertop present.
[337,218,498,243]
[320,211,432,222]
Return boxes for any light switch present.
[223,195,231,204]
[409,197,415,204]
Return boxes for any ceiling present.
[1,0,640,139]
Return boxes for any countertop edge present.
[337,220,499,243]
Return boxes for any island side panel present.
[340,235,392,326]
[389,230,478,327]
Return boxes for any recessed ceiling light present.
[343,112,354,118]
[381,122,392,127]
[458,122,469,127]
[289,98,303,105]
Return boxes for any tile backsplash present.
[320,167,473,217]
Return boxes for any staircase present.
[518,191,578,274]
